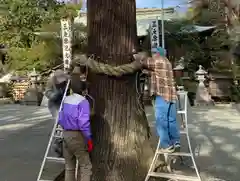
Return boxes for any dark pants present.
[63,130,92,181]
[48,101,60,119]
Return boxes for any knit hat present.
[152,47,166,56]
[54,69,69,84]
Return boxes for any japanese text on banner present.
[150,18,159,51]
[61,19,72,70]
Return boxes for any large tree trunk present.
[54,1,165,181]
[87,0,154,181]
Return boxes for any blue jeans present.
[154,96,180,148]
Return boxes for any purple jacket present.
[58,93,91,140]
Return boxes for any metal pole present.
[161,0,165,49]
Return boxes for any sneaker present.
[160,145,175,153]
[174,143,181,152]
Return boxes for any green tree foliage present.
[36,21,87,67]
[0,0,84,73]
[162,18,210,72]
[180,0,232,71]
[187,0,240,101]
[0,0,59,72]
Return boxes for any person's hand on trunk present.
[133,52,148,64]
[142,69,151,75]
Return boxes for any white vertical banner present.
[61,19,72,71]
[80,0,87,12]
[150,17,160,52]
[161,0,165,49]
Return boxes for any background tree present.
[35,13,87,71]
[188,0,240,102]
[0,0,58,72]
[0,0,85,73]
[86,0,154,180]
[177,0,231,72]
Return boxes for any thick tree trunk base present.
[87,73,152,181]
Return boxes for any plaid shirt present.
[143,55,177,103]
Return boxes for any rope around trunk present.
[73,54,142,77]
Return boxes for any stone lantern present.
[195,65,207,86]
[195,65,213,105]
[29,68,38,88]
[173,57,185,91]
[23,68,43,106]
[173,57,185,77]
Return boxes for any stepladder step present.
[54,135,62,138]
[46,156,65,163]
[180,129,187,134]
[177,110,186,114]
[156,150,191,157]
[55,127,63,132]
[149,172,200,181]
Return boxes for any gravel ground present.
[0,103,240,181]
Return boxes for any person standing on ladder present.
[58,75,93,181]
[134,47,181,153]
[44,69,70,157]
[45,69,69,119]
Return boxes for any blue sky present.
[79,0,188,13]
[136,0,184,8]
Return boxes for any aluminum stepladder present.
[144,91,202,181]
[37,79,72,181]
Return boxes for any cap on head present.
[54,69,69,84]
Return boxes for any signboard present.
[150,18,160,52]
[61,19,72,70]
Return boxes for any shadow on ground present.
[0,105,63,181]
[190,106,240,181]
[1,103,240,181]
[146,102,240,181]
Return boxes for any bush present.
[230,84,240,102]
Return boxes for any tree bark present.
[54,1,166,181]
[87,0,154,181]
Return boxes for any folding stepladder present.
[37,77,94,181]
[37,79,71,181]
[145,91,202,181]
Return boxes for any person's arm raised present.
[133,52,155,71]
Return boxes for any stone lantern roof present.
[29,68,38,77]
[196,65,207,75]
